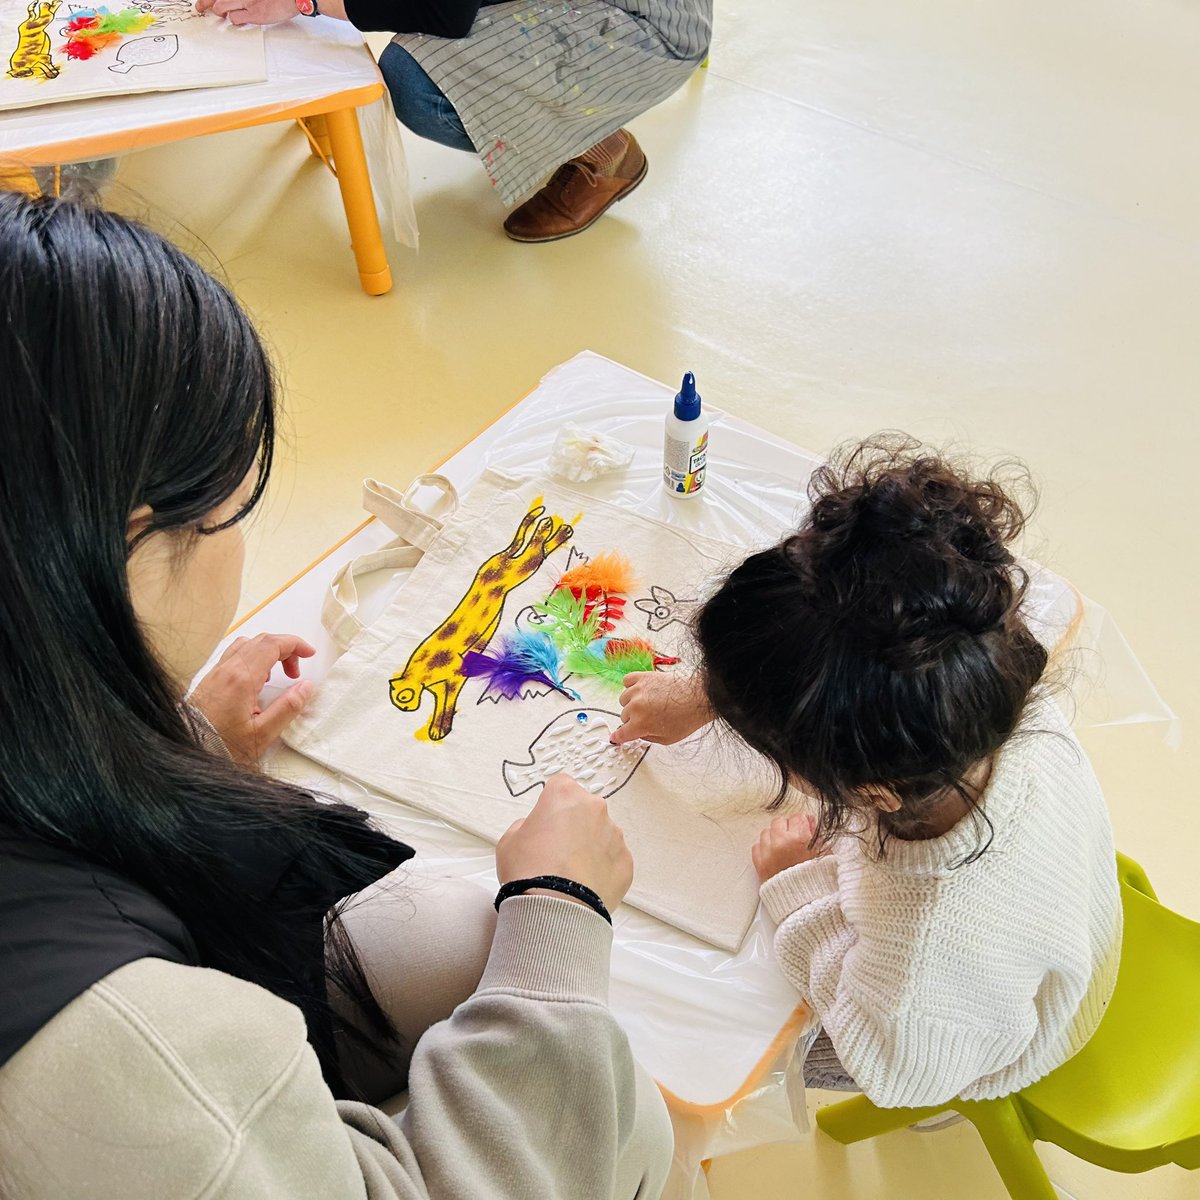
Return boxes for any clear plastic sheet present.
[261,764,816,1200]
[479,354,1177,739]
[226,352,1173,1193]
[663,1032,814,1200]
[0,17,417,246]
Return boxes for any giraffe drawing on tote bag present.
[389,502,574,741]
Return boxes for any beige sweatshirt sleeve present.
[181,699,234,759]
[0,896,671,1200]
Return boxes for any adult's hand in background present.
[196,0,298,27]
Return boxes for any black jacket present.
[0,813,412,1091]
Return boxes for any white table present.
[0,17,415,290]
[214,351,1098,1195]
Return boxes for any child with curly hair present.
[615,438,1121,1108]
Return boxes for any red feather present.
[603,637,680,669]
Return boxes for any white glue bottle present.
[662,372,709,498]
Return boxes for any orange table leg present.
[324,106,392,297]
[302,113,333,160]
[0,166,41,197]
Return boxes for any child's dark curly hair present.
[696,434,1048,856]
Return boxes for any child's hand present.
[752,814,830,882]
[611,671,711,746]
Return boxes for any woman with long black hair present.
[0,189,671,1199]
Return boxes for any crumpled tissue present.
[549,424,637,482]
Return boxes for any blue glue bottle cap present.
[673,372,701,421]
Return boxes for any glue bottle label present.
[663,429,708,495]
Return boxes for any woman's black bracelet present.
[494,875,612,924]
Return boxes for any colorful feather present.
[67,7,155,33]
[557,551,638,598]
[461,652,557,701]
[602,637,681,669]
[62,31,119,57]
[532,586,602,652]
[581,590,625,637]
[565,639,665,690]
[62,6,154,58]
[460,630,577,701]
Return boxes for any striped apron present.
[393,0,712,205]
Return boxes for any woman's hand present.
[497,774,634,914]
[610,671,711,747]
[195,0,298,26]
[189,633,316,765]
[752,813,830,882]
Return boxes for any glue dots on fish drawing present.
[663,372,709,498]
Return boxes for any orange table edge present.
[1,81,392,296]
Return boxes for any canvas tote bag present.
[285,468,777,951]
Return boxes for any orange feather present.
[556,550,638,597]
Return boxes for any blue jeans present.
[378,44,476,153]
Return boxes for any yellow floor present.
[107,2,1197,1196]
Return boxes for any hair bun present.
[877,628,968,672]
[798,435,1036,670]
[873,576,1013,671]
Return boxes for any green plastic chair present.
[815,852,1200,1199]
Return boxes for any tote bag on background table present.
[284,469,781,952]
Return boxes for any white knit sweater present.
[761,694,1122,1109]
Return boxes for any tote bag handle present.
[322,474,459,650]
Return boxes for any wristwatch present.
[295,0,318,16]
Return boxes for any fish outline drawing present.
[502,708,650,799]
[107,31,176,72]
[634,585,697,633]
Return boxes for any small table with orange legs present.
[0,18,401,295]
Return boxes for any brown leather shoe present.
[503,130,648,243]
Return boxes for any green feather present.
[103,7,155,32]
[565,643,656,690]
[533,587,601,652]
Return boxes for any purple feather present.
[461,651,561,700]
[460,631,578,702]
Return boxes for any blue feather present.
[460,631,578,701]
